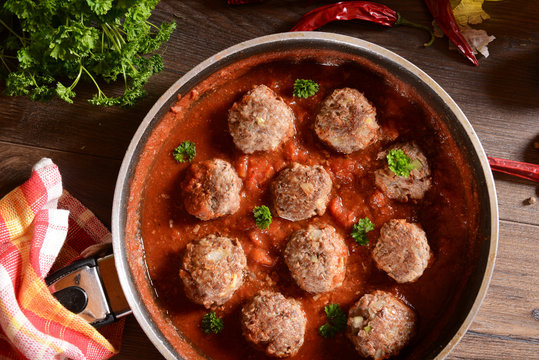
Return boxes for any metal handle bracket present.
[46,254,132,327]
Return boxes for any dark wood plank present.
[464,221,538,339]
[116,317,164,360]
[0,142,120,227]
[447,331,539,360]
[493,175,539,225]
[0,70,178,160]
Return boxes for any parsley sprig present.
[0,0,176,106]
[351,217,374,246]
[253,205,272,229]
[201,312,224,334]
[387,149,415,177]
[319,304,347,338]
[293,79,319,98]
[173,141,196,163]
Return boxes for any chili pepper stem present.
[395,13,434,47]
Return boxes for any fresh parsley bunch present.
[0,0,176,106]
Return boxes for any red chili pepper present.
[290,1,434,47]
[424,0,478,66]
[488,156,539,183]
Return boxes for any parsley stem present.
[101,30,104,53]
[0,54,12,72]
[29,74,38,88]
[111,25,126,44]
[81,65,107,98]
[101,24,122,52]
[145,20,160,32]
[106,23,126,47]
[69,64,84,90]
[0,18,25,45]
[121,63,127,85]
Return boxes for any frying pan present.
[49,32,499,359]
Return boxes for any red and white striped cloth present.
[0,158,123,359]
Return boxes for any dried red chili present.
[290,1,434,47]
[424,0,478,65]
[488,156,539,183]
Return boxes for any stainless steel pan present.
[93,32,497,359]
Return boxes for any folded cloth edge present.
[0,158,117,360]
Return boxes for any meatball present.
[374,142,431,202]
[180,235,246,308]
[372,219,431,283]
[347,291,416,360]
[241,291,306,358]
[284,224,348,294]
[271,163,332,221]
[315,88,380,154]
[228,84,295,154]
[181,159,242,221]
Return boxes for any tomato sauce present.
[128,50,479,359]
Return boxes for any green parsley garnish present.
[293,79,319,98]
[364,325,372,334]
[0,1,176,106]
[253,205,272,229]
[351,217,375,246]
[387,149,415,178]
[173,141,196,163]
[201,312,224,334]
[318,304,347,338]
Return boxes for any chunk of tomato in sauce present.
[328,196,357,228]
[284,139,309,163]
[369,190,395,222]
[329,157,359,185]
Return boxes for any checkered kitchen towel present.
[0,158,123,359]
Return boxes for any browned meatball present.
[241,291,306,358]
[347,291,416,360]
[374,142,431,202]
[372,219,431,283]
[315,88,380,154]
[181,159,242,221]
[180,235,246,308]
[271,163,332,221]
[284,224,348,294]
[228,84,295,154]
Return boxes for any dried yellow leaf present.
[452,0,491,25]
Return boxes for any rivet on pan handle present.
[45,254,132,327]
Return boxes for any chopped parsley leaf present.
[293,79,319,98]
[201,312,224,334]
[253,205,272,229]
[387,148,415,177]
[173,141,196,163]
[351,217,375,246]
[364,325,372,334]
[319,304,347,338]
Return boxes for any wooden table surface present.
[1,0,537,359]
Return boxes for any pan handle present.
[45,254,132,328]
